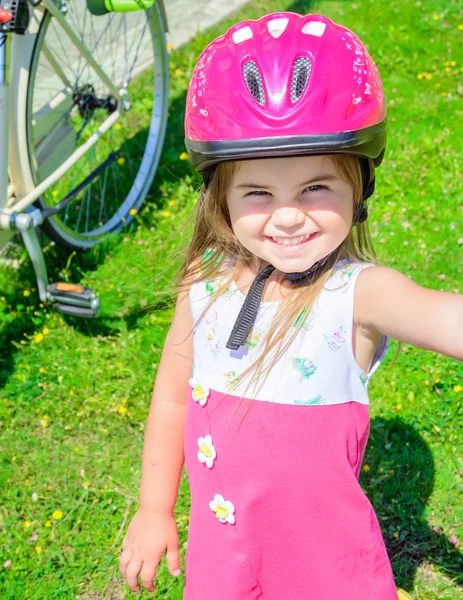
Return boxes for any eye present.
[246,190,270,197]
[304,184,327,192]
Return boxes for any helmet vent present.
[290,57,312,103]
[243,61,266,105]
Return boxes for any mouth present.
[265,232,318,252]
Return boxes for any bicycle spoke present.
[27,5,167,248]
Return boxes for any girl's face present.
[226,155,355,275]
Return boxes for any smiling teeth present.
[271,234,311,246]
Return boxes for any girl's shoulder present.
[324,258,375,291]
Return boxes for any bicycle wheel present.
[26,1,169,250]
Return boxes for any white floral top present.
[188,258,388,406]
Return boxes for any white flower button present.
[209,494,235,525]
[197,434,216,468]
[189,377,210,406]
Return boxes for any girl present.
[119,12,462,600]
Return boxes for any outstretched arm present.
[356,266,463,362]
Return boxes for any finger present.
[139,563,157,593]
[119,548,133,578]
[166,539,181,577]
[125,557,143,593]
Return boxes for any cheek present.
[228,201,268,232]
[233,214,267,239]
[314,196,353,229]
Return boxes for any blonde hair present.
[174,154,393,419]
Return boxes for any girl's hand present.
[119,508,181,594]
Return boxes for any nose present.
[272,206,305,228]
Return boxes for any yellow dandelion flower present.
[450,61,456,66]
[363,464,370,472]
[175,68,183,77]
[42,327,49,335]
[425,380,429,386]
[432,14,439,20]
[117,405,128,415]
[425,73,432,80]
[83,482,91,488]
[445,67,451,73]
[115,123,122,131]
[162,210,171,217]
[35,546,42,554]
[52,510,63,520]
[166,43,173,52]
[117,157,125,166]
[34,333,44,344]
[129,208,137,215]
[454,385,463,392]
[23,290,31,297]
[179,152,189,161]
[168,200,175,207]
[52,190,59,197]
[435,378,440,383]
[45,521,52,527]
[40,419,48,428]
[442,92,447,97]
[396,403,403,411]
[93,559,99,565]
[417,73,424,79]
[458,24,463,31]
[24,521,32,528]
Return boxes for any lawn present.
[1,0,463,598]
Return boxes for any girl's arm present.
[139,287,194,513]
[356,266,463,361]
[119,288,194,595]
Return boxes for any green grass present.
[1,0,463,598]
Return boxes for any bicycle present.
[0,0,169,316]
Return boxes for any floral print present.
[189,377,210,406]
[246,330,262,349]
[197,434,216,468]
[205,281,219,297]
[294,395,327,406]
[209,494,236,524]
[205,308,222,356]
[325,326,347,351]
[224,371,243,394]
[291,358,317,382]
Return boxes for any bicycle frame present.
[0,31,12,249]
[0,0,167,307]
[0,0,168,238]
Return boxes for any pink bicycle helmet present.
[184,12,387,193]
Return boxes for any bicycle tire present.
[25,1,169,250]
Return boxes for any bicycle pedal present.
[47,282,100,318]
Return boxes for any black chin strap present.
[226,256,330,350]
[226,264,275,350]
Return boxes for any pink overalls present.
[184,259,398,599]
